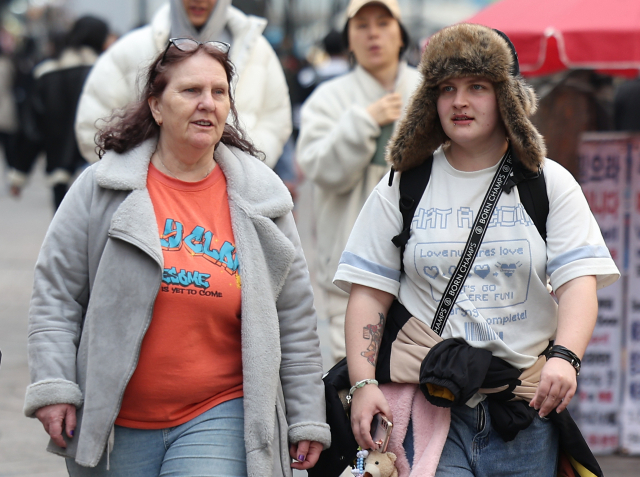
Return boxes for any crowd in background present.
[0,1,637,475]
[0,9,116,209]
[1,2,639,204]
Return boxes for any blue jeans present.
[437,400,558,476]
[404,400,558,476]
[66,398,247,477]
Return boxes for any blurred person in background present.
[297,29,350,104]
[614,75,640,131]
[75,0,291,168]
[274,30,350,207]
[296,0,421,364]
[8,16,111,209]
[11,36,39,137]
[24,40,329,476]
[0,43,18,171]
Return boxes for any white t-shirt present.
[334,147,620,370]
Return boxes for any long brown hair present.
[96,42,261,159]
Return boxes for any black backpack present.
[391,154,549,272]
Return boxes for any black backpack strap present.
[391,156,433,273]
[503,153,549,242]
[516,170,548,242]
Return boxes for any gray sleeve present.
[275,212,331,448]
[23,169,95,416]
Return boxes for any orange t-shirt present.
[116,163,243,429]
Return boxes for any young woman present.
[334,24,619,476]
[296,0,420,364]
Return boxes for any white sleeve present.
[333,171,404,294]
[296,82,380,195]
[544,160,620,290]
[75,32,151,163]
[238,37,292,168]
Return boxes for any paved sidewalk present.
[1,161,67,476]
[0,162,637,476]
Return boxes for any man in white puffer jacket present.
[75,0,291,168]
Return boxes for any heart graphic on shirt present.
[500,263,518,277]
[474,264,490,279]
[423,266,439,279]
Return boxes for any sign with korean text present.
[578,133,627,453]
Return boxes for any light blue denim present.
[436,400,558,476]
[66,398,247,477]
[404,400,559,476]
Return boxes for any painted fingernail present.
[298,454,305,461]
[70,430,74,436]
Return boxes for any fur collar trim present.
[214,142,293,219]
[388,23,545,173]
[95,138,292,217]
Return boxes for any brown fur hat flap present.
[387,23,546,172]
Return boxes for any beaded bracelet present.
[346,379,379,404]
[546,345,581,375]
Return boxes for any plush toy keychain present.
[351,448,398,477]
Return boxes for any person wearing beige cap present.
[296,0,420,365]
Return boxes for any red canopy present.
[465,0,640,77]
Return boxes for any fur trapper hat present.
[388,23,546,172]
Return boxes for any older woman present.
[24,38,330,477]
[296,0,421,365]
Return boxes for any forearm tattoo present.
[361,312,385,367]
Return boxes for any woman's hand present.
[530,357,577,417]
[530,275,597,418]
[35,403,76,448]
[289,440,323,470]
[366,93,402,127]
[350,383,393,450]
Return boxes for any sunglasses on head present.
[161,38,231,64]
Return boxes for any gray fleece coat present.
[23,139,331,476]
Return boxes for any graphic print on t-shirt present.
[415,239,532,309]
[410,202,536,344]
[145,163,242,304]
[412,200,534,314]
[116,164,244,430]
[160,217,240,293]
[334,150,619,368]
